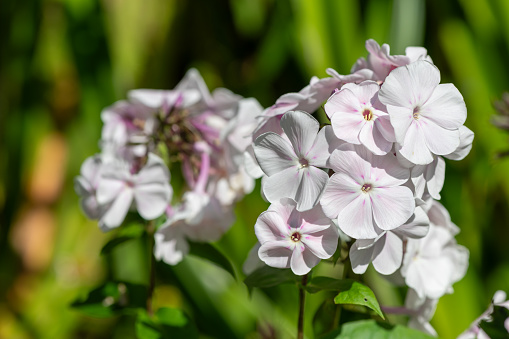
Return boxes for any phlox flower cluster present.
[247,39,473,335]
[75,69,263,265]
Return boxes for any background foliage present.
[1,0,509,338]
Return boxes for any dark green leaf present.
[321,319,434,339]
[71,281,148,317]
[188,241,236,278]
[479,305,509,338]
[100,223,145,255]
[244,266,300,288]
[305,277,384,319]
[331,237,343,266]
[156,307,188,327]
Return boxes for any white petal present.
[372,232,403,275]
[371,186,415,230]
[154,227,189,266]
[387,105,414,143]
[96,177,126,204]
[258,241,292,269]
[425,156,445,200]
[349,240,375,274]
[398,122,435,165]
[330,112,365,144]
[254,132,298,176]
[301,226,339,259]
[306,125,343,168]
[255,210,290,243]
[328,146,371,183]
[421,118,460,156]
[295,167,329,211]
[337,194,378,239]
[290,246,320,275]
[280,111,319,156]
[394,206,430,239]
[421,83,467,129]
[379,61,440,108]
[99,188,134,229]
[262,167,300,203]
[134,183,171,220]
[444,125,474,161]
[320,172,361,219]
[404,256,454,299]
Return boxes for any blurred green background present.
[1,0,509,338]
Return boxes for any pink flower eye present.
[290,232,302,242]
[362,108,374,121]
[361,183,372,193]
[413,106,421,120]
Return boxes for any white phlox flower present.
[254,110,337,211]
[321,144,414,239]
[255,198,338,276]
[405,288,439,337]
[74,155,104,220]
[378,60,467,165]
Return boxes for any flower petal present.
[371,186,415,230]
[398,122,435,165]
[320,172,361,219]
[337,194,378,239]
[280,111,320,157]
[255,210,290,243]
[258,240,292,269]
[254,132,298,176]
[134,183,171,220]
[262,166,300,203]
[421,118,460,156]
[349,240,375,274]
[301,226,339,259]
[99,188,134,229]
[421,83,466,129]
[295,167,329,211]
[372,232,403,275]
[290,246,320,275]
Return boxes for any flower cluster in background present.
[75,69,263,265]
[247,39,474,336]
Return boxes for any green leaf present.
[305,277,384,319]
[321,319,435,339]
[188,241,236,278]
[244,266,300,288]
[135,308,198,339]
[100,222,145,255]
[71,281,148,317]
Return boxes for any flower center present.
[298,158,309,169]
[361,183,372,193]
[362,108,373,121]
[290,232,302,242]
[413,106,420,120]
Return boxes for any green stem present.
[146,222,156,316]
[298,274,309,339]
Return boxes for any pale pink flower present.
[349,206,429,275]
[411,156,446,200]
[324,81,395,155]
[320,145,414,239]
[96,153,172,230]
[378,60,467,165]
[74,155,104,220]
[255,198,338,275]
[405,288,438,337]
[254,111,336,211]
[444,125,474,161]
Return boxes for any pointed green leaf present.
[244,266,300,288]
[136,308,198,339]
[321,319,434,339]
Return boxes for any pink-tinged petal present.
[421,83,466,129]
[369,153,410,187]
[420,118,460,156]
[280,111,319,156]
[320,172,361,219]
[290,246,320,275]
[324,88,361,118]
[136,154,170,185]
[262,167,300,203]
[96,178,126,204]
[243,146,264,178]
[359,121,392,155]
[393,206,430,239]
[330,113,365,144]
[258,241,292,269]
[410,165,426,198]
[379,61,440,108]
[349,240,375,274]
[337,194,378,239]
[134,183,171,220]
[444,125,474,161]
[371,186,415,231]
[387,105,414,143]
[154,226,189,266]
[299,205,333,232]
[255,210,290,243]
[295,167,329,211]
[374,114,396,142]
[301,226,339,259]
[99,188,134,229]
[254,132,298,176]
[398,122,434,165]
[372,232,403,275]
[328,146,371,183]
[306,126,343,168]
[343,81,380,105]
